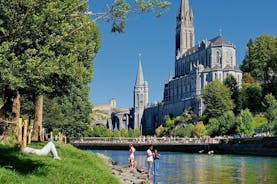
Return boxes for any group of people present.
[128,144,160,177]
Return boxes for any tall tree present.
[240,82,263,113]
[201,79,234,121]
[236,109,254,137]
[224,74,240,114]
[263,94,277,133]
[241,35,277,96]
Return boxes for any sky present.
[88,0,277,108]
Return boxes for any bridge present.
[69,137,224,153]
[69,136,277,156]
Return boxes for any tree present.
[120,128,129,137]
[218,111,236,135]
[236,109,254,137]
[0,0,100,140]
[241,35,277,96]
[91,0,170,33]
[43,85,92,137]
[240,82,263,113]
[113,129,121,137]
[263,94,277,133]
[206,118,220,137]
[0,0,170,139]
[194,121,206,137]
[183,124,194,137]
[242,73,255,84]
[252,115,268,133]
[202,79,234,121]
[224,74,240,114]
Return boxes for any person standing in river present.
[128,143,136,168]
[146,145,153,177]
[153,149,160,175]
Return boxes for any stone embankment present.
[98,154,151,184]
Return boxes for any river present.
[89,150,277,184]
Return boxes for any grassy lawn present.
[0,142,120,184]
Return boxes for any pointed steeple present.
[181,0,189,18]
[135,55,144,86]
[176,0,194,57]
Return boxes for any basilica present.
[95,0,243,133]
[136,0,242,132]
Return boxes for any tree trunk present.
[12,93,20,122]
[32,95,43,141]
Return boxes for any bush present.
[194,121,206,137]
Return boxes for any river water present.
[89,150,277,184]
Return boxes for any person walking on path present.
[146,145,153,177]
[153,149,160,175]
[128,143,136,168]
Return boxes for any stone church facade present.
[141,0,242,132]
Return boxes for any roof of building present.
[223,65,234,71]
[234,66,242,72]
[210,35,233,46]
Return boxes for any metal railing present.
[70,136,229,145]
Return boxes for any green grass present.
[0,142,120,184]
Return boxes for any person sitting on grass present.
[19,141,61,160]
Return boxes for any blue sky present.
[88,0,277,108]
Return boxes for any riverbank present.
[98,154,151,184]
[0,142,120,184]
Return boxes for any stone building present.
[141,0,242,132]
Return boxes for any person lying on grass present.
[18,141,61,160]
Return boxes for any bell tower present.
[133,56,148,131]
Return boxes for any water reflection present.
[89,150,277,184]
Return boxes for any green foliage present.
[252,115,268,132]
[165,114,174,128]
[128,128,134,137]
[218,111,236,135]
[193,121,206,138]
[206,118,220,137]
[263,94,277,133]
[96,0,170,32]
[241,35,277,96]
[120,128,128,137]
[240,82,263,113]
[159,109,198,136]
[113,129,121,137]
[242,73,255,84]
[134,128,141,137]
[237,109,254,137]
[224,74,240,114]
[84,126,113,137]
[202,79,234,120]
[155,125,165,137]
[183,124,195,137]
[0,143,120,184]
[43,85,92,137]
[0,0,100,96]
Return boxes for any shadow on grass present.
[0,146,45,175]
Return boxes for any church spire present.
[135,54,144,86]
[176,0,194,58]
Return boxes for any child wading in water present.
[153,149,160,175]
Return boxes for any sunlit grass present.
[0,142,120,184]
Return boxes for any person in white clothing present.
[21,142,61,160]
[146,145,153,177]
[128,143,136,168]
